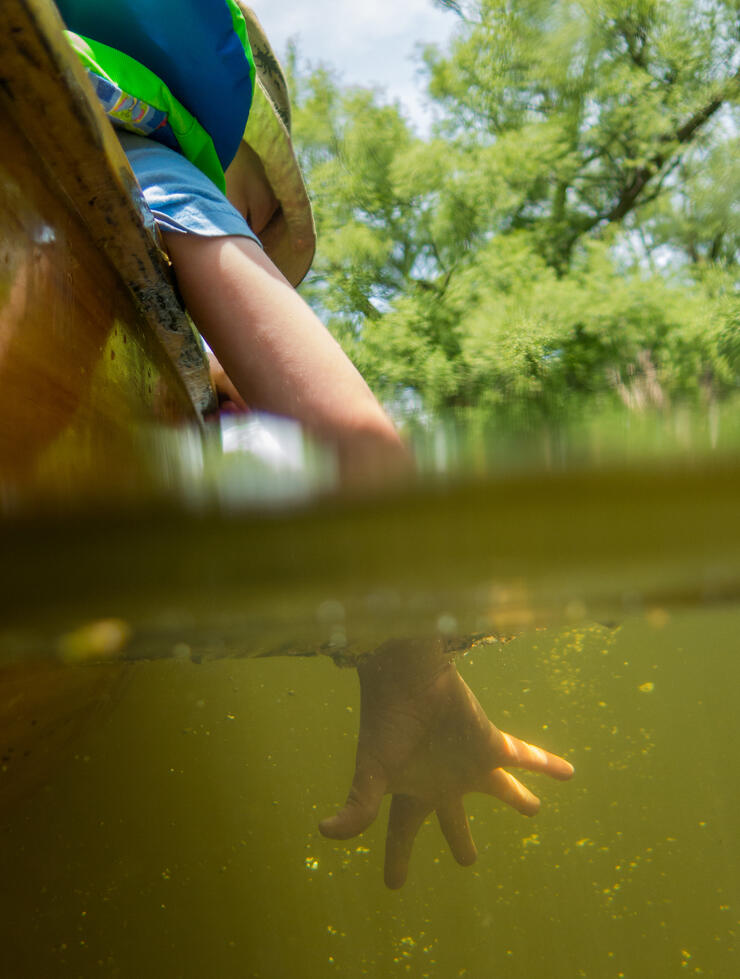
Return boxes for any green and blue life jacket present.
[56,0,255,193]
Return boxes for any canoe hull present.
[0,117,197,498]
[0,0,216,503]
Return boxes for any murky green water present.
[1,611,739,977]
[1,409,739,977]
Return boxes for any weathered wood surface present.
[0,0,216,502]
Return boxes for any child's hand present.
[319,639,574,888]
[206,350,249,415]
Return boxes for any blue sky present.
[255,1,457,130]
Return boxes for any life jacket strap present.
[66,30,227,193]
[84,70,179,149]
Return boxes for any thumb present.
[319,759,387,839]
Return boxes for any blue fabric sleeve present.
[119,131,261,243]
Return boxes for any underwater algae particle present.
[542,622,619,698]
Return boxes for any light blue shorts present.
[118,131,261,245]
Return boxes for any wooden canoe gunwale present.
[0,0,217,419]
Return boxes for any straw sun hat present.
[230,4,316,286]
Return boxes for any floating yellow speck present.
[638,682,655,693]
[681,949,692,960]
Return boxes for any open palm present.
[320,640,574,888]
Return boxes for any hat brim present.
[228,5,316,288]
[242,80,316,287]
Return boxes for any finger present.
[319,759,387,840]
[482,768,541,816]
[384,795,431,890]
[219,400,242,414]
[498,731,575,781]
[436,799,477,867]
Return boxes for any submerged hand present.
[319,639,574,889]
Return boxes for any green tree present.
[641,139,740,269]
[424,0,740,271]
[287,1,740,417]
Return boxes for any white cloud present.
[254,0,456,128]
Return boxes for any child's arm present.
[163,231,410,488]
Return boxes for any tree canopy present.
[288,0,740,420]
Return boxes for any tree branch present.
[605,70,739,225]
[709,233,725,262]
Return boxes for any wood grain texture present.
[0,0,217,501]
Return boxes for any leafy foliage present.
[286,1,740,419]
